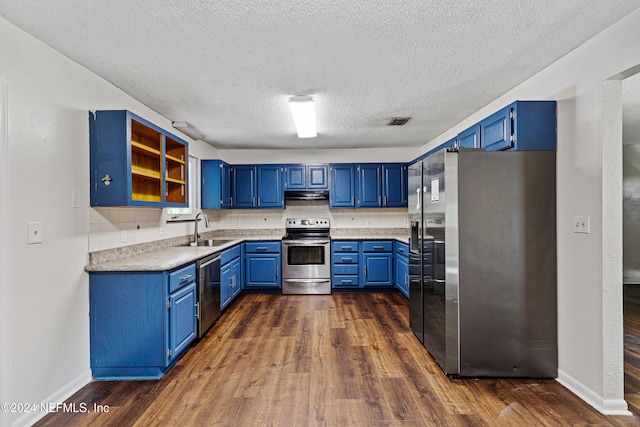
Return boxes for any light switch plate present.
[28,221,43,244]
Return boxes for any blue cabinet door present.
[245,254,281,288]
[457,124,481,148]
[308,164,328,189]
[257,165,284,208]
[362,253,393,287]
[169,282,197,361]
[232,165,256,208]
[329,164,356,207]
[358,164,382,207]
[220,262,233,309]
[201,160,232,209]
[382,164,407,207]
[284,164,306,189]
[480,105,513,151]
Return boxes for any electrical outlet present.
[367,219,372,227]
[121,230,127,242]
[159,226,165,236]
[27,222,43,244]
[573,216,590,234]
[403,218,408,226]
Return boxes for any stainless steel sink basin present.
[188,239,234,247]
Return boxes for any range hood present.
[284,190,329,201]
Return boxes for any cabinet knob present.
[101,174,112,186]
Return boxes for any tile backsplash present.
[89,201,408,252]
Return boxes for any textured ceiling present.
[1,0,639,150]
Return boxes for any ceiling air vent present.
[387,117,411,126]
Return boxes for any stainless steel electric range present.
[281,218,331,295]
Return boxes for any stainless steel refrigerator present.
[409,148,557,378]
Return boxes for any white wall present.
[0,17,218,426]
[419,9,640,414]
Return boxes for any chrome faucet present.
[192,212,210,246]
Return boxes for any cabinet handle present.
[257,246,267,251]
[252,196,255,207]
[180,274,193,281]
[384,196,387,206]
[258,197,261,207]
[364,266,367,278]
[195,302,200,319]
[276,266,279,278]
[378,196,381,205]
[352,197,354,206]
[343,280,352,284]
[231,275,236,288]
[343,257,352,262]
[373,246,384,250]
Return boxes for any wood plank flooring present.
[37,292,640,426]
[625,284,640,415]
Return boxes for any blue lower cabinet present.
[362,253,393,287]
[244,241,281,289]
[362,241,393,287]
[221,245,242,310]
[331,240,360,288]
[395,241,409,298]
[89,264,197,380]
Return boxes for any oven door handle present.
[282,240,330,245]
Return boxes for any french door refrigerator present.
[416,147,557,378]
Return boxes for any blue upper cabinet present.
[284,164,328,190]
[330,163,407,208]
[308,164,329,189]
[89,110,189,207]
[382,164,407,207]
[358,164,382,207]
[284,164,306,189]
[257,164,284,208]
[480,105,512,151]
[232,164,284,209]
[232,165,256,208]
[457,124,481,148]
[329,164,356,207]
[201,160,232,209]
[478,101,556,151]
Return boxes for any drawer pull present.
[341,246,353,250]
[373,246,384,250]
[342,257,352,262]
[257,247,268,251]
[180,274,193,281]
[343,280,352,284]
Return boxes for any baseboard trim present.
[12,370,92,427]
[557,369,632,416]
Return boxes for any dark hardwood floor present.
[625,284,640,415]
[37,292,640,426]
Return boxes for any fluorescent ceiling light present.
[172,121,206,141]
[288,95,317,138]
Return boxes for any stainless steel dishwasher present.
[196,253,221,338]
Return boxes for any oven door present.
[282,240,330,279]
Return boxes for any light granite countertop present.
[85,235,282,272]
[85,228,409,273]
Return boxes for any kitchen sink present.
[187,239,234,247]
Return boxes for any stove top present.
[284,218,330,241]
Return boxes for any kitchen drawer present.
[244,241,280,254]
[331,241,359,252]
[395,242,409,256]
[332,264,359,275]
[362,241,393,252]
[168,263,196,293]
[221,245,241,264]
[332,275,359,287]
[333,254,359,264]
